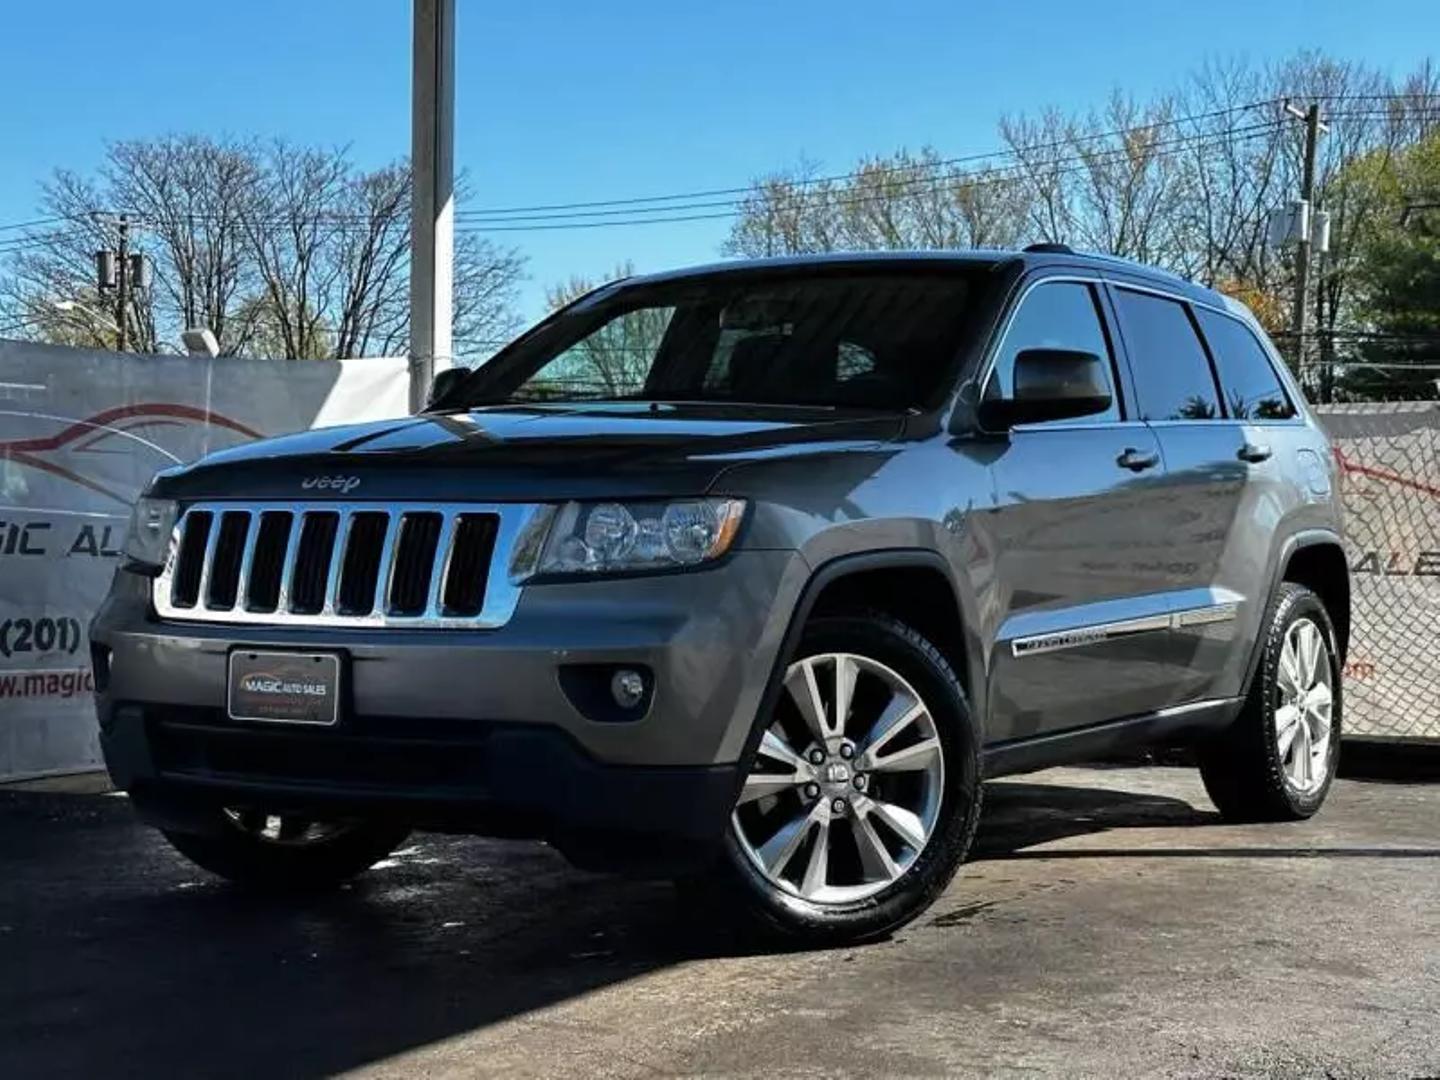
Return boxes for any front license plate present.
[228,650,341,725]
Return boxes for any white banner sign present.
[3,342,1434,780]
[0,340,408,780]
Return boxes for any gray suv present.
[93,247,1348,943]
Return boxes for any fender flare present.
[731,548,983,791]
[1240,527,1348,697]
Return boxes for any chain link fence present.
[1313,400,1440,740]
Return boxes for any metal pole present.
[115,214,130,352]
[408,0,456,413]
[1290,104,1320,392]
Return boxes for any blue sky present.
[1,0,1436,324]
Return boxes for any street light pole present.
[49,299,121,337]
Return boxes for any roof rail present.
[1023,242,1074,254]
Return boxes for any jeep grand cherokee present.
[92,247,1348,942]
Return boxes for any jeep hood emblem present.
[302,474,361,494]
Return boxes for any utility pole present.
[115,214,130,351]
[95,214,149,352]
[1286,102,1324,392]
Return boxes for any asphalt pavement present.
[3,763,1438,1079]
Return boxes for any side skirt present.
[982,697,1243,778]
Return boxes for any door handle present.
[1117,447,1160,472]
[1237,442,1273,463]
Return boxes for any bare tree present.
[1,137,526,361]
[998,108,1073,244]
[1173,59,1286,287]
[721,49,1440,400]
[329,162,411,360]
[0,175,160,352]
[240,141,348,359]
[1064,95,1188,265]
[532,262,661,394]
[724,162,847,257]
[723,151,1030,257]
[105,135,259,352]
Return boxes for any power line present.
[2,119,1280,239]
[7,102,1278,236]
[453,126,1286,225]
[0,313,51,336]
[451,100,1281,220]
[0,215,78,234]
[1308,93,1440,102]
[1323,109,1440,120]
[453,121,1285,226]
[2,92,1436,238]
[0,230,92,253]
[453,124,1287,234]
[441,92,1432,223]
[1,95,1433,243]
[0,122,1283,243]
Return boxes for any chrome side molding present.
[1012,602,1239,658]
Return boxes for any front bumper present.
[91,549,809,861]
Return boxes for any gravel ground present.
[3,764,1438,1079]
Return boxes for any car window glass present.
[985,281,1120,424]
[1114,289,1222,421]
[472,273,979,411]
[836,341,878,381]
[512,307,675,401]
[1195,309,1297,420]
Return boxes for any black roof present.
[626,247,1226,309]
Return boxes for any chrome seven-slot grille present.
[153,502,541,629]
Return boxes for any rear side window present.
[985,281,1120,423]
[1113,289,1221,421]
[1195,310,1297,420]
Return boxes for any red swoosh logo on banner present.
[1,403,265,505]
[1333,447,1440,499]
[1,403,262,452]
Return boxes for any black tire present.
[1198,582,1342,822]
[694,612,982,946]
[162,811,411,892]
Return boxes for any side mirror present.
[426,367,468,410]
[977,348,1112,430]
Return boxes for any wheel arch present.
[1242,529,1351,698]
[735,550,984,786]
[805,557,977,701]
[1282,539,1351,663]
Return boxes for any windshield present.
[446,269,987,412]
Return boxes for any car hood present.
[153,402,906,501]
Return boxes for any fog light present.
[610,669,646,709]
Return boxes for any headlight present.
[527,498,746,577]
[123,497,178,568]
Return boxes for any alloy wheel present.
[1274,617,1334,794]
[731,652,945,904]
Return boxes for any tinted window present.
[985,281,1120,423]
[1114,289,1221,421]
[1195,309,1297,420]
[457,272,980,411]
[516,307,675,400]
